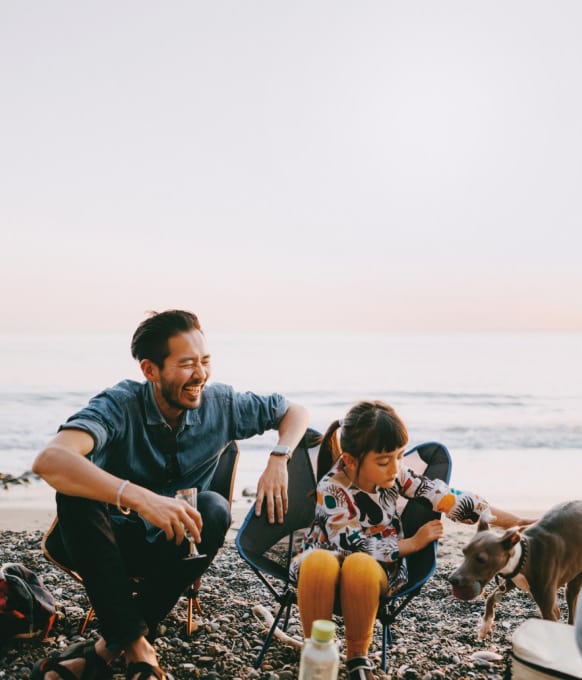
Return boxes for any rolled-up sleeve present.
[59,417,108,451]
[397,467,489,524]
[58,390,126,455]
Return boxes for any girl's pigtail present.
[316,420,342,481]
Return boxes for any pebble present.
[0,529,555,679]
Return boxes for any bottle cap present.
[311,619,336,642]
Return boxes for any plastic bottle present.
[298,619,340,680]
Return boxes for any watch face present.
[271,445,292,456]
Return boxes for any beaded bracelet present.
[116,479,131,515]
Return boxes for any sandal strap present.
[32,641,112,680]
[81,647,113,680]
[58,640,98,661]
[126,662,173,680]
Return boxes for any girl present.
[290,401,530,680]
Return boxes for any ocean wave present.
[285,389,562,408]
[412,425,582,450]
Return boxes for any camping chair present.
[41,440,240,636]
[236,436,452,671]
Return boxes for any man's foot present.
[124,637,173,680]
[31,638,117,680]
[125,662,174,680]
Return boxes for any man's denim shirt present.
[59,380,288,537]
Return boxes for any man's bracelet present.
[116,479,131,515]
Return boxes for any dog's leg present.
[532,584,561,621]
[565,573,582,625]
[478,581,514,640]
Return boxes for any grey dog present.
[449,500,582,639]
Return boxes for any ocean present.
[1,331,580,512]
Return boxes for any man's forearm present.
[275,401,309,450]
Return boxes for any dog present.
[449,500,582,639]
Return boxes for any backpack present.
[0,563,57,642]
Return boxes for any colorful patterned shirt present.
[289,458,488,592]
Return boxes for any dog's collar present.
[500,537,528,581]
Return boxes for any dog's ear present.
[500,527,521,550]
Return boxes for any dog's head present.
[449,516,521,601]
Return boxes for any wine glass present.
[175,488,206,560]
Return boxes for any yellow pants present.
[297,550,389,659]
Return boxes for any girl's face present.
[343,446,406,493]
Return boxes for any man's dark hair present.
[131,310,202,368]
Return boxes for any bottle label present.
[305,664,337,679]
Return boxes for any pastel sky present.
[2,2,581,332]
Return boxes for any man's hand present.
[255,456,289,524]
[137,492,203,545]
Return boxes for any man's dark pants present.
[56,491,231,649]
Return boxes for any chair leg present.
[253,594,294,668]
[41,613,57,641]
[381,622,393,672]
[185,577,204,635]
[79,606,95,636]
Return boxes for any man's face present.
[145,330,211,419]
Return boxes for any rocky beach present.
[0,504,553,680]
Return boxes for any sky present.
[2,1,582,333]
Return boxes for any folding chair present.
[41,440,240,636]
[236,437,452,671]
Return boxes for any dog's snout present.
[449,573,460,586]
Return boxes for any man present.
[32,310,308,680]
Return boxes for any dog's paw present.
[477,618,493,640]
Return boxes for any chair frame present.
[236,431,318,666]
[377,441,452,666]
[236,437,452,670]
[41,440,240,636]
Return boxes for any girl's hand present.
[413,519,444,549]
[397,519,444,557]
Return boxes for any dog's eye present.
[475,553,487,564]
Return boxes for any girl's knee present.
[299,550,340,583]
[343,552,377,570]
[342,553,385,590]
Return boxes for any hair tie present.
[336,419,343,445]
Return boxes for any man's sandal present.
[125,662,174,680]
[31,640,112,680]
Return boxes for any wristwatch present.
[270,444,292,460]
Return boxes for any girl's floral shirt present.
[289,458,488,593]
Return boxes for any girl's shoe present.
[347,656,376,680]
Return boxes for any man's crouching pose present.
[32,309,308,680]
